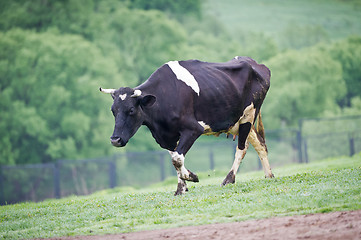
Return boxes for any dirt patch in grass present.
[51,210,361,240]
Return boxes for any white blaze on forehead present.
[119,93,127,101]
[167,61,200,96]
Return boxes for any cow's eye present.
[128,107,136,115]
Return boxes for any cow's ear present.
[140,95,156,108]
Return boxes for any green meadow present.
[1,154,360,239]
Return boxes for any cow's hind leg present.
[248,125,274,178]
[222,122,251,186]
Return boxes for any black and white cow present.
[100,56,274,195]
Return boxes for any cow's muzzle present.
[110,137,126,147]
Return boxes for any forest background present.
[0,0,361,166]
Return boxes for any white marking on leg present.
[119,93,127,101]
[247,128,273,178]
[167,61,200,96]
[230,142,249,174]
[169,151,189,180]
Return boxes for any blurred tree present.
[263,46,346,128]
[329,36,361,107]
[128,0,201,19]
[107,8,187,85]
[0,29,122,165]
[0,0,98,38]
[235,31,278,62]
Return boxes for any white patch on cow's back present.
[119,93,127,101]
[167,61,200,96]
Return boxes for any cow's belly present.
[198,103,255,137]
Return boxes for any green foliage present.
[1,156,360,239]
[263,46,346,128]
[0,0,97,37]
[107,8,187,84]
[0,29,119,164]
[128,0,201,18]
[0,0,360,165]
[0,1,192,164]
[329,36,361,107]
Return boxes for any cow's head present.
[100,87,156,147]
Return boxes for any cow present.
[100,56,274,195]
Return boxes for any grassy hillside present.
[1,154,360,239]
[204,0,361,42]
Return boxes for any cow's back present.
[178,58,270,132]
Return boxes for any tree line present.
[0,0,360,165]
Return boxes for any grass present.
[204,0,361,42]
[1,154,361,239]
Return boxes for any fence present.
[1,115,360,205]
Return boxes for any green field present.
[204,0,361,42]
[1,154,360,239]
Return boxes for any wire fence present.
[1,115,360,205]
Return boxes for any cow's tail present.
[256,111,266,140]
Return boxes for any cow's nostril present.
[110,137,126,147]
[110,137,121,146]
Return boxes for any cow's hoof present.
[265,173,275,178]
[221,171,235,186]
[188,170,199,182]
[174,182,187,196]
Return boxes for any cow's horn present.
[131,89,142,97]
[99,87,116,94]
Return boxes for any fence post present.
[108,160,117,188]
[303,139,309,163]
[297,119,303,163]
[54,162,61,199]
[209,148,215,170]
[349,134,355,156]
[258,157,262,170]
[159,152,165,181]
[0,166,4,205]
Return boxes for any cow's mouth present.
[110,137,127,147]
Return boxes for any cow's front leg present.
[171,126,203,195]
[169,151,199,195]
[169,151,199,182]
